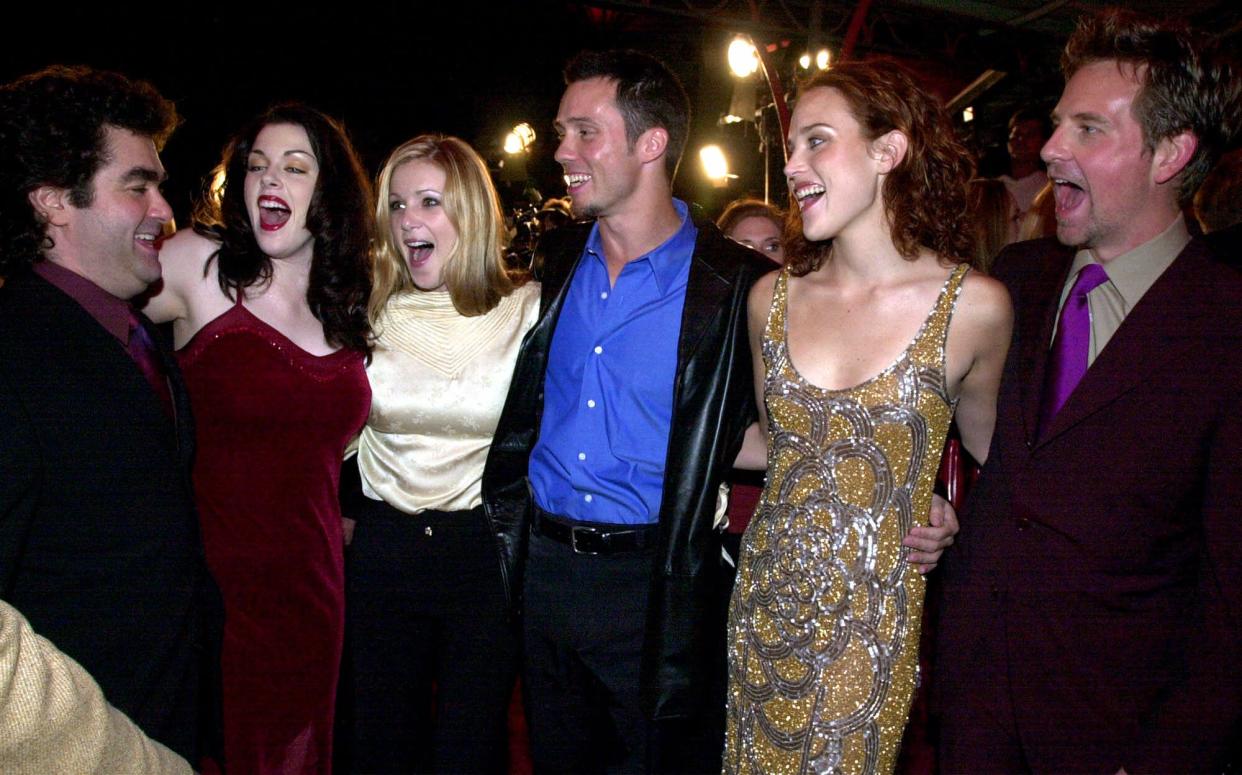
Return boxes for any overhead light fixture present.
[728,36,760,78]
[700,144,733,186]
[504,122,537,154]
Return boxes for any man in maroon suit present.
[936,9,1242,773]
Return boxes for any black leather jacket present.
[482,211,774,720]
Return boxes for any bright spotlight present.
[799,53,811,70]
[513,122,536,147]
[728,37,760,78]
[961,106,975,123]
[504,122,537,154]
[700,144,730,182]
[816,48,831,70]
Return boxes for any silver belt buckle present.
[570,524,601,555]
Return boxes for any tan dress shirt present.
[357,283,541,514]
[1053,215,1191,364]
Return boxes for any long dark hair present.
[193,103,372,354]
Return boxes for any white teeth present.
[135,234,156,242]
[259,201,289,211]
[564,174,591,186]
[794,184,825,201]
[406,240,433,249]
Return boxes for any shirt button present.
[578,452,586,461]
[587,399,597,408]
[584,494,593,503]
[594,345,603,355]
[600,291,608,300]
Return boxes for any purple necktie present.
[127,309,173,419]
[1039,263,1108,435]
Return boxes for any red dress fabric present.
[178,303,370,774]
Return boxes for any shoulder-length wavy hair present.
[370,134,514,322]
[193,103,373,354]
[784,59,975,276]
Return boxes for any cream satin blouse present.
[357,282,541,514]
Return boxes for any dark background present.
[5,0,1238,224]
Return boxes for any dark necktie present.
[1039,263,1108,436]
[127,309,174,419]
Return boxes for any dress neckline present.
[779,263,967,395]
[179,301,353,363]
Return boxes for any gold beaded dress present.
[724,263,968,775]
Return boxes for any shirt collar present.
[32,259,132,344]
[583,198,697,295]
[1068,214,1190,309]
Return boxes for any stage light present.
[700,144,731,183]
[504,122,536,154]
[728,37,760,78]
[816,48,832,70]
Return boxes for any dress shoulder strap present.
[764,269,789,348]
[910,262,970,368]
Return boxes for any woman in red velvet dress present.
[144,104,373,773]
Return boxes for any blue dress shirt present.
[529,199,697,524]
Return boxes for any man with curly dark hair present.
[936,8,1242,772]
[0,65,220,764]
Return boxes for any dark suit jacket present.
[483,214,774,722]
[936,236,1242,772]
[0,269,220,762]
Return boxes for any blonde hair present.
[370,134,513,322]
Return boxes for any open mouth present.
[793,183,825,210]
[1050,178,1086,218]
[134,232,160,254]
[406,240,434,267]
[563,173,591,193]
[258,195,292,231]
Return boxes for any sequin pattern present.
[724,264,967,775]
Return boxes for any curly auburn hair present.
[1061,8,1241,207]
[783,59,975,277]
[0,65,179,277]
[193,103,373,355]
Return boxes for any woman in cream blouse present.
[343,134,540,774]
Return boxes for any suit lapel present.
[1018,248,1075,448]
[1036,239,1208,447]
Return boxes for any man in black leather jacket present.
[483,49,768,773]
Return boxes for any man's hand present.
[903,494,959,574]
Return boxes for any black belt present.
[531,508,656,555]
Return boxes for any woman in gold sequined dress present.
[723,61,1013,774]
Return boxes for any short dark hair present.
[0,65,179,276]
[1062,8,1241,206]
[193,103,373,355]
[564,49,690,179]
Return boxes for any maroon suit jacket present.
[936,236,1242,773]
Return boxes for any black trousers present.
[345,497,517,774]
[521,515,725,775]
